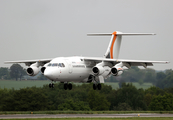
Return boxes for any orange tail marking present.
[110,31,117,59]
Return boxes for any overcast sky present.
[0,0,172,70]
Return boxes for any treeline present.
[107,67,173,89]
[1,64,173,89]
[0,64,47,80]
[1,83,173,111]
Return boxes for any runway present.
[0,114,173,119]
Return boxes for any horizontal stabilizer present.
[88,31,156,59]
[87,33,156,36]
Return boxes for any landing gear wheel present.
[98,83,101,90]
[49,83,52,88]
[93,84,97,90]
[64,83,68,90]
[68,83,72,90]
[49,83,54,88]
[52,83,54,88]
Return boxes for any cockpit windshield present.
[48,63,51,66]
[47,63,65,67]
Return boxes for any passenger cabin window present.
[48,63,65,67]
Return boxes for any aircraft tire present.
[98,83,101,90]
[68,83,72,90]
[49,83,52,88]
[93,84,97,90]
[64,83,68,90]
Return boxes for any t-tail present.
[87,31,155,59]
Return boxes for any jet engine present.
[92,66,104,76]
[40,63,49,74]
[26,63,39,76]
[92,66,111,77]
[41,67,46,74]
[111,67,123,76]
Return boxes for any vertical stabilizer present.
[104,31,122,59]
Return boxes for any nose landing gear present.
[49,83,54,88]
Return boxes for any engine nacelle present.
[26,63,39,76]
[92,66,104,76]
[41,67,46,74]
[40,63,49,75]
[111,67,123,76]
[92,66,111,77]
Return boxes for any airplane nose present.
[44,68,53,79]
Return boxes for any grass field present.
[0,80,153,90]
[0,118,173,120]
[0,80,49,89]
[1,111,173,115]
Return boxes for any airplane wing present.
[4,58,52,66]
[83,57,169,68]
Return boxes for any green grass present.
[1,111,173,115]
[0,80,50,89]
[0,80,153,90]
[0,118,173,120]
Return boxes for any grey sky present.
[0,0,172,70]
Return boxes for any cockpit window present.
[58,63,62,67]
[48,63,52,66]
[59,63,65,67]
[62,63,65,67]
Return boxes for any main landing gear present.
[64,83,72,90]
[93,83,101,90]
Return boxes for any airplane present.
[5,31,169,90]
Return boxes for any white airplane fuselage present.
[44,57,93,82]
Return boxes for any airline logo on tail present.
[107,31,117,59]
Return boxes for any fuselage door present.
[65,59,73,74]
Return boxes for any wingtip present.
[165,61,170,64]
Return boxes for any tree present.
[87,90,110,110]
[10,64,26,80]
[144,93,152,108]
[156,72,166,89]
[149,93,173,111]
[114,102,132,111]
[12,87,48,111]
[144,68,156,85]
[112,83,147,110]
[155,70,173,89]
[58,99,90,111]
[145,86,165,95]
[0,67,10,79]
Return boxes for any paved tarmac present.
[0,114,173,119]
